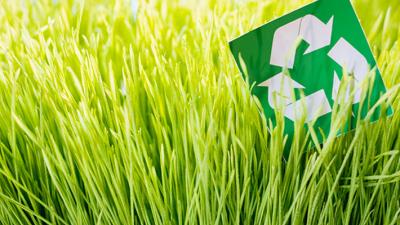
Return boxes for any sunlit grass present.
[0,0,399,224]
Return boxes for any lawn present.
[0,0,399,224]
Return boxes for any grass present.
[0,0,399,224]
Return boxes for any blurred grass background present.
[0,0,399,224]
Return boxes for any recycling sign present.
[229,0,391,154]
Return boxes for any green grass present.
[0,0,399,224]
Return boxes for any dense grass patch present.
[0,0,399,224]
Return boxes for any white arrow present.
[259,73,331,122]
[270,15,334,68]
[284,90,332,123]
[301,15,335,54]
[258,72,305,109]
[328,38,369,104]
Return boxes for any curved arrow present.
[259,73,331,122]
[270,15,334,69]
[258,72,304,109]
[328,38,369,104]
[284,90,332,123]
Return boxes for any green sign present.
[229,0,391,154]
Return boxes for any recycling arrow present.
[270,15,334,69]
[328,38,369,104]
[284,90,331,123]
[259,73,331,123]
[258,72,304,109]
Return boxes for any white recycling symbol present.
[259,14,371,123]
